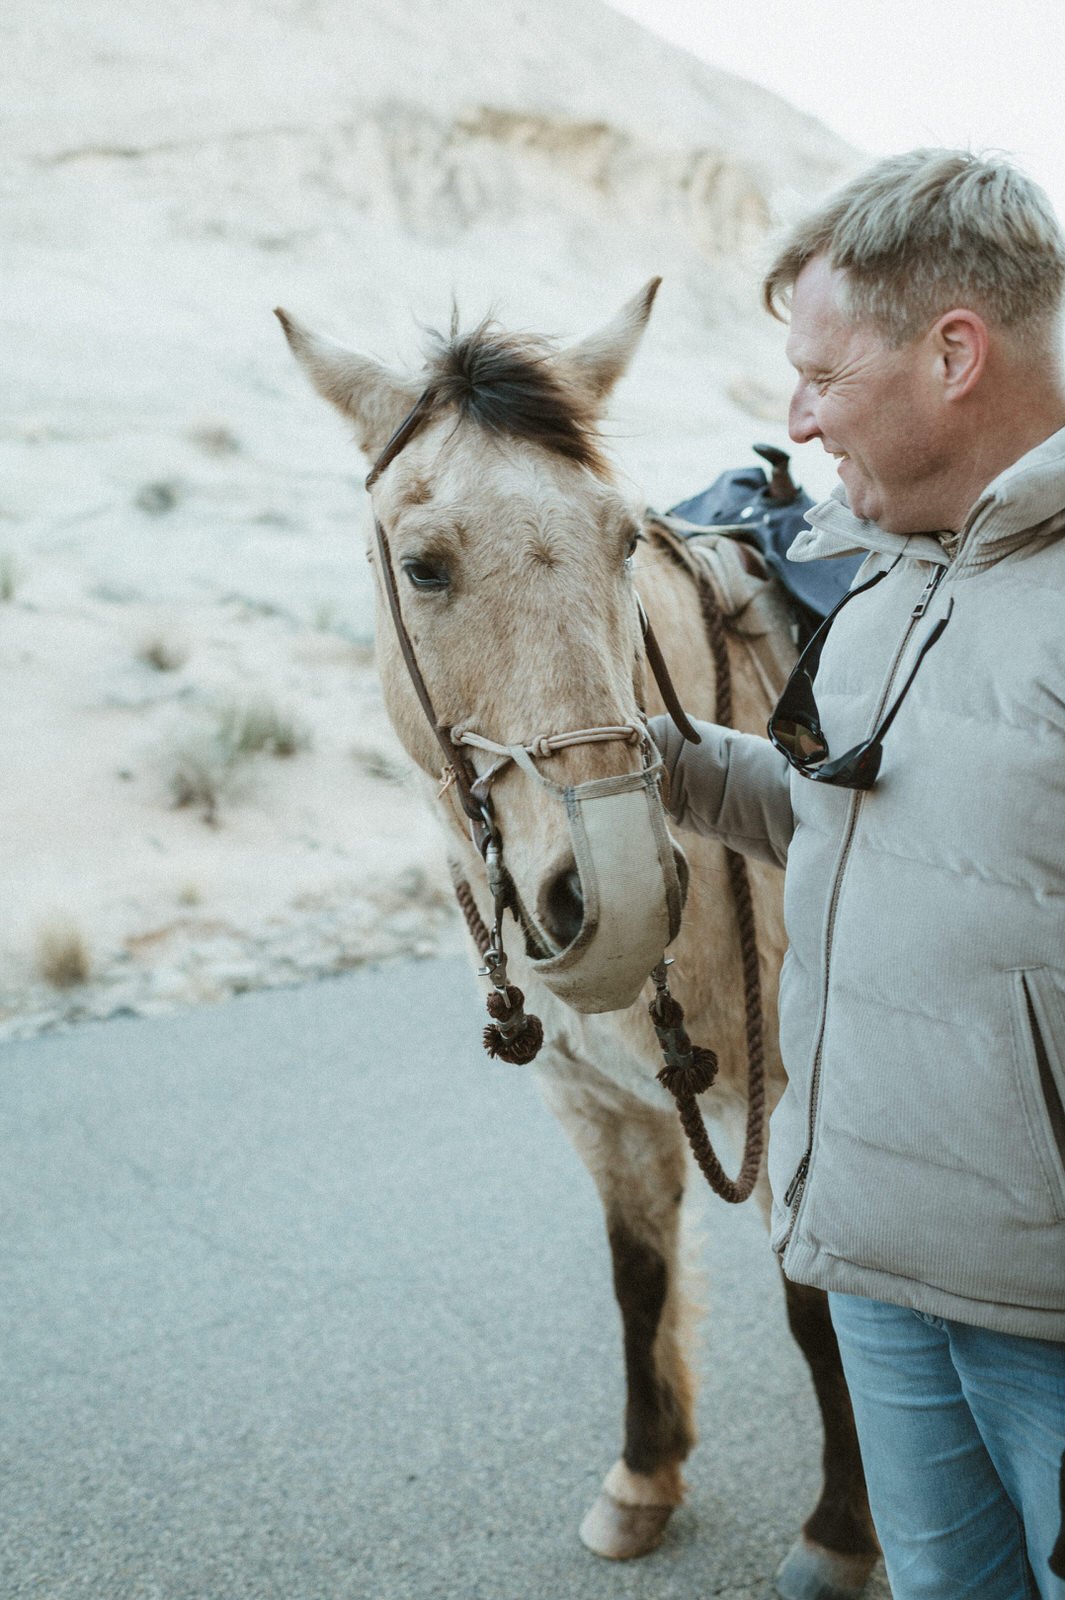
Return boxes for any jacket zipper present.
[909,564,946,618]
[779,561,947,1244]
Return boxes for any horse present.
[275,281,879,1600]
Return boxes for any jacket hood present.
[788,423,1065,572]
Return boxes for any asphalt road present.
[0,957,890,1600]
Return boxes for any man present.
[652,149,1065,1598]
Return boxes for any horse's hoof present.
[579,1490,673,1559]
[769,1535,877,1600]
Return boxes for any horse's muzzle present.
[540,844,689,952]
[525,764,688,1014]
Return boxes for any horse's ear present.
[274,309,420,459]
[557,278,662,413]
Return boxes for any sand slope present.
[1,0,856,1037]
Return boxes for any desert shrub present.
[137,634,189,672]
[135,480,181,515]
[0,553,20,602]
[189,424,240,456]
[163,696,311,823]
[166,730,234,825]
[216,696,311,759]
[352,744,409,784]
[35,922,92,988]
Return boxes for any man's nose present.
[788,381,820,445]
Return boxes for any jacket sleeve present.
[648,714,794,868]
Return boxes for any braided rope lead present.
[453,876,491,958]
[452,876,545,1066]
[644,519,769,1204]
[649,856,765,1205]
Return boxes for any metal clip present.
[469,798,497,862]
[484,840,507,906]
[479,943,509,993]
[649,956,674,1015]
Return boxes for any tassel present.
[483,984,544,1065]
[651,991,718,1097]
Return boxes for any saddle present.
[666,443,865,646]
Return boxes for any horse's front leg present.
[537,1062,695,1560]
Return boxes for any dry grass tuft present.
[189,423,241,457]
[35,922,92,988]
[135,480,182,515]
[217,697,311,759]
[0,553,21,602]
[165,731,234,826]
[137,635,189,673]
[352,744,409,785]
[162,695,312,823]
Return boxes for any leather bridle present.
[365,389,700,863]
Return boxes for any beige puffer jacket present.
[654,427,1065,1340]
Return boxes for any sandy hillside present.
[0,0,857,1039]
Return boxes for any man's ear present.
[932,309,989,400]
[274,308,421,459]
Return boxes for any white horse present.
[276,282,878,1600]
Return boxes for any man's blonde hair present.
[763,149,1065,347]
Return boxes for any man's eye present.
[401,559,449,591]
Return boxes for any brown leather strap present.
[365,389,498,851]
[364,387,437,490]
[638,601,702,744]
[372,513,493,849]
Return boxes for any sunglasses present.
[768,562,953,790]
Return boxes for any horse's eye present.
[401,558,449,592]
[625,531,640,566]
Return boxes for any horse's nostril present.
[540,864,585,950]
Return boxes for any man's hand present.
[646,713,672,756]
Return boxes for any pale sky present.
[607,0,1065,221]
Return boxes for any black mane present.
[421,317,607,475]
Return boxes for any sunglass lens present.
[772,715,829,764]
[818,739,883,789]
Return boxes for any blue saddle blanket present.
[669,458,864,621]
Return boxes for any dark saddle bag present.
[668,444,863,643]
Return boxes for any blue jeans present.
[828,1293,1065,1599]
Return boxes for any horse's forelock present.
[421,318,609,477]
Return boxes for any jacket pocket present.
[1009,968,1065,1222]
